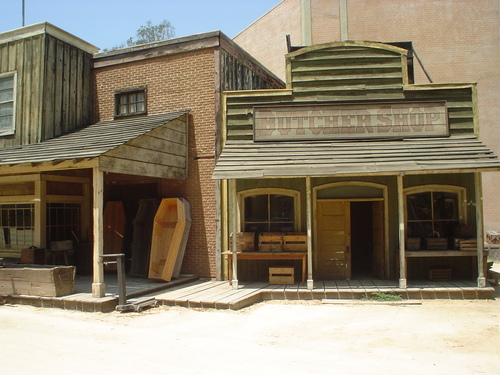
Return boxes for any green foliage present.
[364,292,403,301]
[106,20,176,51]
[125,20,176,46]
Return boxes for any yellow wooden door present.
[316,200,351,280]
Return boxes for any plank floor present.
[153,279,496,310]
[3,276,496,312]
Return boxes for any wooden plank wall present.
[221,50,279,91]
[225,44,476,140]
[99,115,189,180]
[0,34,93,149]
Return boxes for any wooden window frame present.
[0,71,17,137]
[238,188,301,233]
[404,184,467,239]
[114,86,147,118]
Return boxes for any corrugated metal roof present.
[213,135,500,179]
[0,110,189,166]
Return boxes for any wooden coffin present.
[103,201,126,271]
[0,265,75,297]
[148,198,191,282]
[130,199,159,277]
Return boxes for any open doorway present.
[350,201,373,278]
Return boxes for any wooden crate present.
[426,238,448,250]
[406,238,421,251]
[269,267,294,285]
[230,232,255,252]
[459,239,477,251]
[283,232,307,251]
[258,232,283,252]
[0,265,75,297]
[429,267,452,281]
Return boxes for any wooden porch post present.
[92,168,105,298]
[230,179,238,289]
[475,172,486,287]
[397,174,407,288]
[306,176,314,290]
[33,178,46,249]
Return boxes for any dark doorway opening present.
[350,201,373,278]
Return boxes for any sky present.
[1,0,282,51]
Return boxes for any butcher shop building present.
[214,41,500,289]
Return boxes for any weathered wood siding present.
[225,42,476,141]
[42,34,93,141]
[0,34,93,148]
[99,115,189,180]
[221,50,281,91]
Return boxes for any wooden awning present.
[213,135,500,179]
[0,110,189,179]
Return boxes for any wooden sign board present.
[254,102,449,141]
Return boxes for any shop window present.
[0,72,16,136]
[115,87,146,117]
[0,204,34,249]
[405,186,465,240]
[240,189,299,235]
[46,203,81,243]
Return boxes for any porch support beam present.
[397,174,407,288]
[92,167,105,298]
[230,179,238,289]
[33,178,46,249]
[474,172,486,287]
[306,176,314,290]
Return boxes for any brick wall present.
[93,48,219,277]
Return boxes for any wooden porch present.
[2,276,496,313]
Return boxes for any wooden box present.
[230,232,255,252]
[426,238,448,250]
[269,267,295,285]
[21,247,45,265]
[406,238,421,251]
[429,267,452,281]
[283,232,307,252]
[0,265,75,297]
[459,239,477,251]
[258,232,283,252]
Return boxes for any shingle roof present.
[213,135,500,179]
[0,110,189,166]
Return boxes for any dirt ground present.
[1,296,499,375]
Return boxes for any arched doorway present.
[314,182,388,280]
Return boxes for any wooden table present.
[227,251,307,284]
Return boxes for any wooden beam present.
[397,174,407,288]
[34,179,46,249]
[92,168,105,298]
[230,179,238,289]
[475,172,486,287]
[306,176,313,290]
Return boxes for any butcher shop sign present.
[253,102,449,141]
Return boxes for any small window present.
[0,72,16,136]
[115,87,146,117]
[406,189,462,239]
[243,193,296,234]
[0,204,34,249]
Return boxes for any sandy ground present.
[1,297,499,375]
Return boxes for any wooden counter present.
[226,251,307,284]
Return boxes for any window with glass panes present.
[115,88,146,117]
[406,191,460,239]
[244,194,295,234]
[0,204,34,249]
[0,72,16,136]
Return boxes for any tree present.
[125,19,176,46]
[106,20,176,50]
